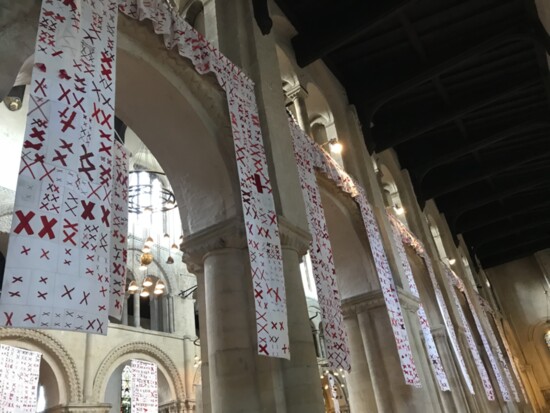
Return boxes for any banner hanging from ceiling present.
[292,123,420,386]
[131,359,158,413]
[388,215,450,391]
[391,220,476,394]
[118,0,289,358]
[0,344,42,413]
[450,273,512,401]
[444,267,495,400]
[0,0,119,333]
[290,118,350,371]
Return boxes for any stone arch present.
[0,328,81,403]
[117,15,240,237]
[92,341,185,403]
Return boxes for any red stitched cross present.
[100,205,110,226]
[12,276,23,283]
[40,249,50,260]
[59,139,73,153]
[98,305,106,311]
[24,313,36,323]
[58,84,71,103]
[37,291,48,300]
[86,319,95,330]
[99,286,107,297]
[52,149,67,166]
[20,246,30,255]
[61,285,74,299]
[3,312,13,326]
[259,344,269,355]
[34,78,47,97]
[60,110,76,132]
[9,291,21,297]
[29,127,45,141]
[39,276,48,284]
[79,291,90,305]
[38,216,57,239]
[81,201,95,220]
[14,211,35,235]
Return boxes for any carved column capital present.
[180,217,247,273]
[278,216,311,256]
[398,288,421,314]
[341,290,386,317]
[285,84,308,102]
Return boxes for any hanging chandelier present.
[128,170,177,214]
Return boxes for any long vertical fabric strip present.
[131,359,158,413]
[0,344,42,413]
[109,141,129,319]
[118,0,289,358]
[389,218,476,394]
[289,119,350,371]
[444,267,495,400]
[304,137,420,386]
[388,216,450,391]
[475,295,519,402]
[485,302,528,402]
[0,0,118,333]
[450,275,512,401]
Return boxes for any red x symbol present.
[37,291,48,300]
[86,319,95,330]
[79,291,90,305]
[100,205,110,226]
[12,276,23,283]
[60,139,73,153]
[34,78,47,97]
[98,305,106,311]
[52,149,68,166]
[38,216,57,239]
[20,246,31,255]
[58,84,71,103]
[60,110,76,132]
[14,211,35,235]
[255,289,263,299]
[40,249,50,260]
[29,127,46,141]
[99,286,107,297]
[9,291,21,297]
[61,285,74,299]
[24,313,37,324]
[81,201,95,220]
[3,312,13,326]
[39,276,48,284]
[259,344,269,355]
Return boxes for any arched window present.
[121,365,132,413]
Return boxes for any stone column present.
[286,84,311,136]
[279,219,325,413]
[182,218,325,413]
[150,295,159,331]
[122,293,129,326]
[194,271,212,413]
[133,291,141,328]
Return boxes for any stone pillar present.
[182,218,324,413]
[279,219,325,413]
[150,295,159,331]
[286,84,311,136]
[195,271,212,413]
[133,291,141,328]
[122,293,129,326]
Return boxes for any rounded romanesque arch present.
[92,341,185,403]
[0,328,81,404]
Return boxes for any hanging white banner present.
[388,215,450,391]
[290,118,350,371]
[131,359,158,413]
[119,0,289,358]
[0,344,42,413]
[0,0,118,334]
[444,267,495,400]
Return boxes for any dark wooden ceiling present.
[273,0,550,269]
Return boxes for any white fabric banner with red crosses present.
[131,359,158,413]
[0,0,119,334]
[482,298,527,402]
[389,218,476,394]
[118,0,289,358]
[449,273,512,402]
[109,141,129,319]
[444,267,495,400]
[0,344,42,413]
[289,118,350,371]
[388,215,450,391]
[299,134,420,386]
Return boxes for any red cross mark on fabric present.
[39,276,48,284]
[59,139,73,153]
[40,249,50,260]
[86,319,95,330]
[14,211,35,235]
[100,205,110,226]
[259,344,269,355]
[101,52,113,80]
[34,78,47,97]
[79,291,90,305]
[9,291,21,297]
[62,219,78,245]
[58,84,71,104]
[52,149,68,166]
[98,304,106,311]
[3,312,13,326]
[60,110,77,132]
[61,285,74,299]
[21,246,31,255]
[63,0,77,11]
[37,291,48,300]
[81,201,95,220]
[24,313,37,324]
[29,127,46,142]
[24,141,43,151]
[78,145,96,180]
[12,276,23,283]
[38,216,57,239]
[99,286,107,297]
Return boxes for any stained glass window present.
[121,365,132,413]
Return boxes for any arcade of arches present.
[1,0,550,412]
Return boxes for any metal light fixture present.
[448,258,456,265]
[143,276,154,288]
[141,245,151,253]
[171,243,179,253]
[128,281,139,293]
[155,280,165,290]
[140,289,150,298]
[321,138,343,154]
[144,236,154,247]
[166,256,174,265]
